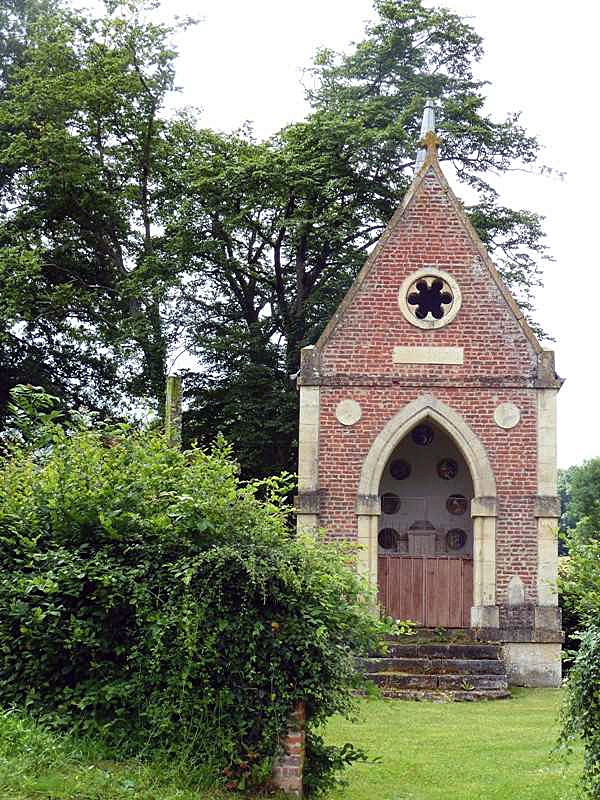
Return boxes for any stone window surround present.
[399,267,462,330]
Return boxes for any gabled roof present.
[315,131,543,356]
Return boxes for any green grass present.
[325,689,583,800]
[0,691,583,799]
[0,709,235,800]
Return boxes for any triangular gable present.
[315,142,542,356]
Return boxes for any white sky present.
[156,0,599,469]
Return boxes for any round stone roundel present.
[446,494,468,516]
[381,492,401,515]
[494,402,521,430]
[335,399,362,426]
[447,529,467,551]
[390,459,411,480]
[378,528,399,550]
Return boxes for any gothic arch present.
[355,394,498,625]
[357,394,496,500]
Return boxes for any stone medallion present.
[335,399,362,426]
[494,402,521,430]
[390,458,411,480]
[381,492,401,515]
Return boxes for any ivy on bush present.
[0,388,392,794]
[559,625,600,798]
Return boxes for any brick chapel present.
[295,102,563,687]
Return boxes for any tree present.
[0,0,190,418]
[564,459,600,541]
[559,460,600,645]
[0,0,553,479]
[175,0,551,476]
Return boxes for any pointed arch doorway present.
[355,395,498,629]
[377,421,474,627]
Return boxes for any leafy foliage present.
[0,0,190,417]
[561,459,600,542]
[558,466,578,540]
[177,0,551,476]
[0,388,392,794]
[560,626,600,798]
[558,461,600,660]
[560,525,600,629]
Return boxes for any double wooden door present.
[378,555,473,628]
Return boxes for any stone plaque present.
[494,402,521,430]
[335,399,362,426]
[507,574,526,605]
[437,458,458,480]
[378,528,399,550]
[446,529,467,551]
[392,346,464,364]
[446,494,468,516]
[411,424,434,446]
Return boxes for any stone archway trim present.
[357,394,496,500]
[355,394,498,626]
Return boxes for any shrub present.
[559,625,600,798]
[560,524,600,630]
[0,391,392,794]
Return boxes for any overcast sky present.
[155,0,599,468]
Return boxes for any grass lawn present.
[0,690,583,799]
[0,709,231,800]
[325,689,582,800]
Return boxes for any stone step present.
[385,628,478,644]
[367,672,508,691]
[377,643,501,660]
[377,688,512,702]
[359,657,506,675]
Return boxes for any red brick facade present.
[272,703,305,797]
[296,143,563,686]
[318,385,538,601]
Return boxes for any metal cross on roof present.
[415,98,440,171]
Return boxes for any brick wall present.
[272,703,305,797]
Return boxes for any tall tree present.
[173,0,551,476]
[0,0,553,479]
[561,459,600,543]
[0,0,189,416]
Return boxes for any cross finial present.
[415,98,440,171]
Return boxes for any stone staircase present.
[360,638,511,701]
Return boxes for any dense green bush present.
[560,526,600,627]
[0,390,391,794]
[560,626,600,798]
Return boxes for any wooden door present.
[377,555,473,627]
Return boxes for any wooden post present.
[165,374,182,449]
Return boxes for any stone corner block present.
[298,346,321,385]
[471,605,500,628]
[294,491,321,515]
[356,494,381,516]
[502,642,562,688]
[534,606,562,632]
[534,496,561,518]
[535,350,563,388]
[471,496,497,518]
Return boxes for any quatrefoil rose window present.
[398,268,462,330]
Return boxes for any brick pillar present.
[272,703,305,797]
